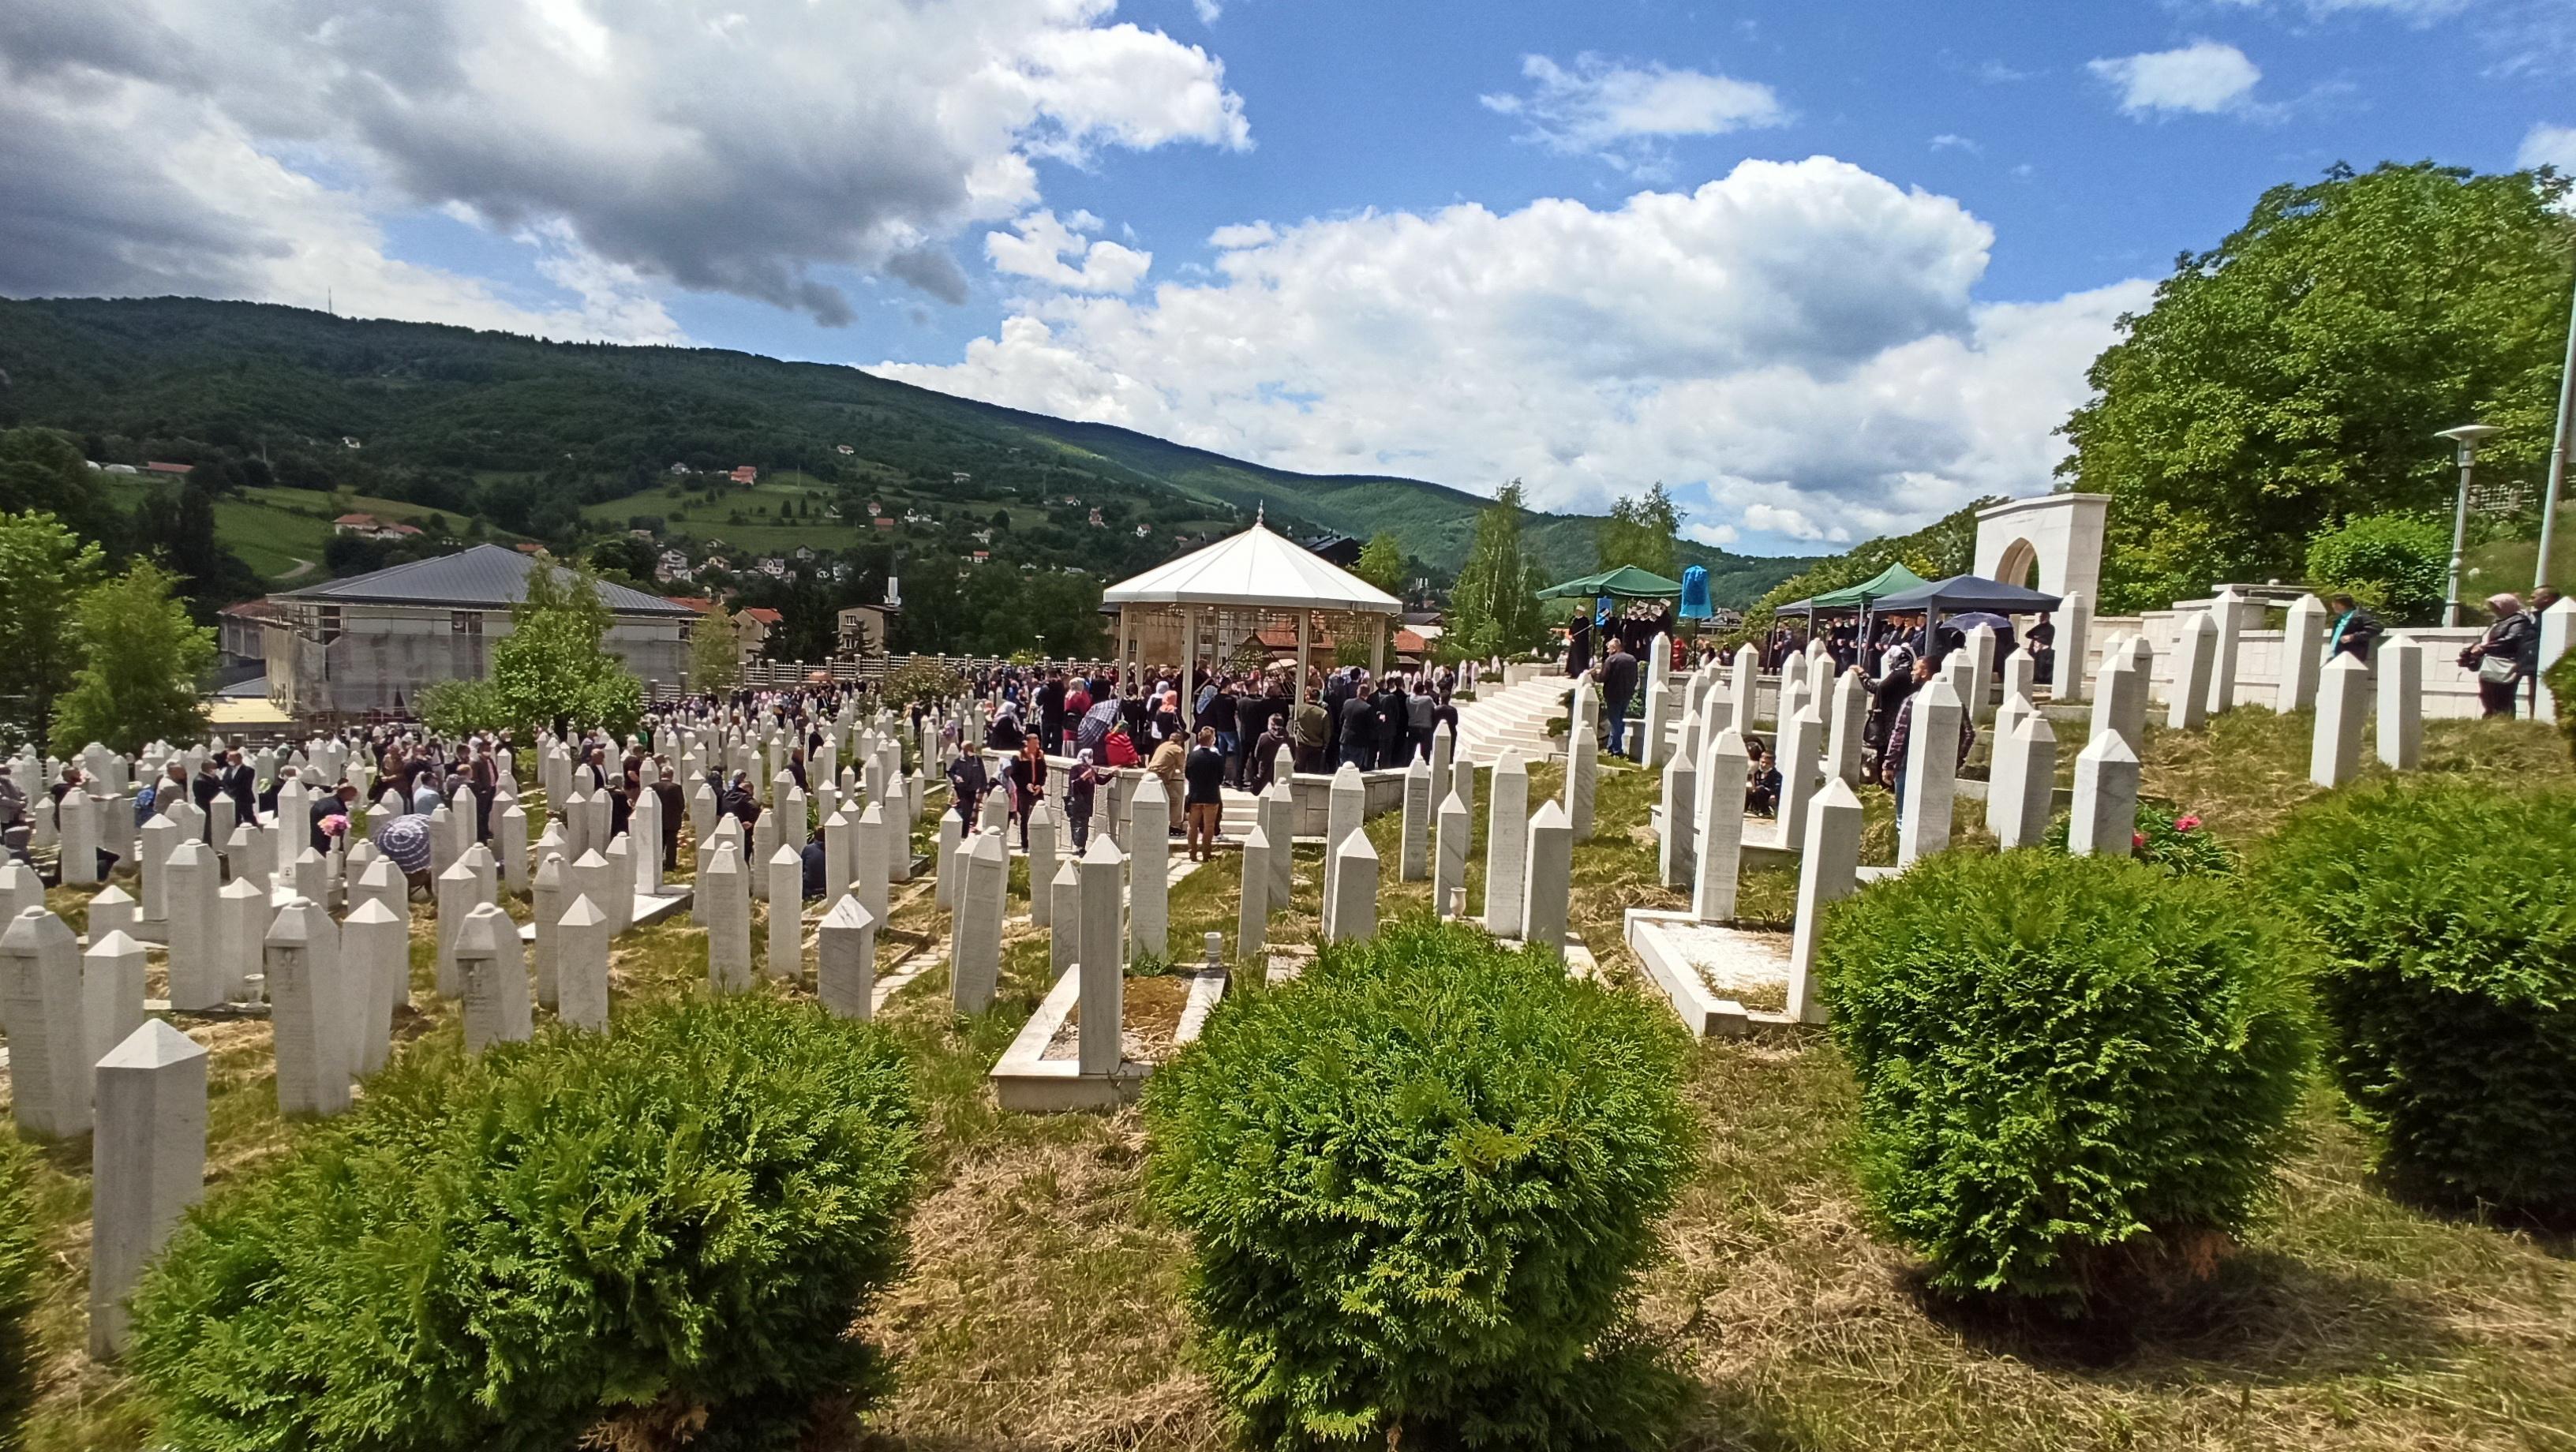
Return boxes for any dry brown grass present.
[12,717,2576,1451]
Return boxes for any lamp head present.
[2436,423,2502,455]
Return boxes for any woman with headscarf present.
[2462,592,2540,718]
[987,701,1027,754]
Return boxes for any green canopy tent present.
[1773,562,1930,619]
[1534,564,1684,601]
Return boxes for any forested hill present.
[0,296,1804,600]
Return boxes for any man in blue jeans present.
[1597,638,1640,760]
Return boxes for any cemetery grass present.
[8,720,2575,1450]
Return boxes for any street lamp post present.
[2436,423,2503,627]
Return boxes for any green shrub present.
[1821,851,2309,1307]
[2304,512,2449,625]
[2259,778,2576,1213]
[130,997,919,1452]
[0,1136,39,1452]
[1144,917,1698,1450]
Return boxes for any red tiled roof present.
[145,460,193,474]
[740,608,783,625]
[334,512,379,526]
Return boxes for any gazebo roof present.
[1101,522,1402,614]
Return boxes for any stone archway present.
[1973,495,2109,604]
[1994,538,2042,592]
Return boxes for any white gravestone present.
[88,1020,207,1358]
[264,898,350,1117]
[2376,634,2424,769]
[456,903,533,1052]
[1784,780,1865,1025]
[1482,753,1530,932]
[555,893,611,1032]
[2310,653,2369,788]
[2066,731,2143,859]
[816,896,876,1020]
[1520,800,1572,952]
[1692,729,1750,923]
[1324,829,1380,945]
[5,908,88,1136]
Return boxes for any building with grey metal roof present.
[261,545,692,718]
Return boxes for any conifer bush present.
[129,997,919,1452]
[1144,917,1698,1450]
[1821,851,2309,1307]
[2260,779,2576,1213]
[0,1136,38,1452]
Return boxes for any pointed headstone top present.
[770,844,803,866]
[559,893,608,929]
[2079,728,2140,764]
[1082,833,1125,866]
[573,848,608,869]
[343,899,399,926]
[88,927,144,956]
[1335,828,1379,861]
[1530,798,1568,829]
[97,1017,206,1071]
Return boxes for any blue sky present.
[4,0,2569,555]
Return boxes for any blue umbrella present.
[373,813,433,874]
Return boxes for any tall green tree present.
[1353,531,1408,593]
[421,563,643,738]
[1447,482,1545,659]
[0,511,107,751]
[1595,483,1683,579]
[49,561,217,756]
[2061,162,2575,612]
[688,602,744,692]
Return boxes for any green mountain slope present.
[0,297,1806,602]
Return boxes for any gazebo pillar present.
[1368,613,1385,678]
[1294,610,1310,709]
[1182,608,1199,728]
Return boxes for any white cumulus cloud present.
[2520,122,2576,173]
[2087,40,2264,118]
[881,156,2151,551]
[987,210,1153,294]
[1481,53,1784,170]
[0,0,1248,331]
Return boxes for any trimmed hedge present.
[0,1136,37,1452]
[1821,851,2309,1306]
[2260,778,2576,1213]
[130,997,919,1452]
[1144,917,1698,1450]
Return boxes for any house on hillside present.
[144,461,193,477]
[666,597,782,664]
[332,513,421,541]
[755,557,788,578]
[668,461,693,476]
[951,471,972,485]
[261,544,693,717]
[655,548,693,582]
[729,465,758,485]
[837,443,856,455]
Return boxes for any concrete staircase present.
[1453,675,1575,766]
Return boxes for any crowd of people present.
[936,660,1466,857]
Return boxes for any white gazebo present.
[1101,521,1404,717]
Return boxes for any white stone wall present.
[2081,610,2496,720]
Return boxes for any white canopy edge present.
[1100,522,1402,614]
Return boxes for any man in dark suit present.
[1597,639,1640,761]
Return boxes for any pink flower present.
[2174,814,2201,832]
[2132,832,2148,851]
[321,814,350,837]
